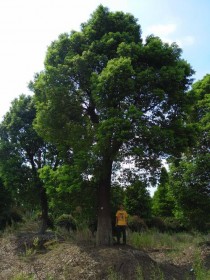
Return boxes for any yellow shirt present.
[116,210,128,226]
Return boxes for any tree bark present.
[39,183,50,234]
[96,157,113,246]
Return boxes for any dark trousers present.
[116,225,127,244]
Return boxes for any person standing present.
[115,204,128,245]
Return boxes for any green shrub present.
[163,217,187,232]
[146,217,166,232]
[55,214,77,232]
[0,209,22,230]
[128,215,148,232]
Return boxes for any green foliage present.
[147,216,168,232]
[39,165,97,220]
[128,215,148,232]
[125,180,152,219]
[0,95,43,208]
[144,216,187,233]
[163,217,187,232]
[0,94,63,233]
[152,167,175,217]
[32,5,194,178]
[166,74,210,232]
[169,155,210,231]
[192,249,210,280]
[55,214,77,231]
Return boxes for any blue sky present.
[0,0,210,120]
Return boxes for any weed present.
[135,265,144,280]
[11,272,35,280]
[150,264,164,280]
[11,273,54,280]
[107,267,122,280]
[192,249,210,280]
[22,236,40,258]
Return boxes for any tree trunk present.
[39,184,50,234]
[96,157,113,246]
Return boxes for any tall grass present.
[128,229,207,251]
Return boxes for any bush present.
[146,217,167,232]
[128,215,148,232]
[145,216,188,233]
[163,217,187,232]
[0,209,22,230]
[55,214,77,232]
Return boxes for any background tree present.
[125,179,152,219]
[169,75,210,231]
[152,167,175,217]
[31,5,195,245]
[0,95,60,233]
[169,157,210,231]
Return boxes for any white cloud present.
[145,23,195,48]
[146,23,177,37]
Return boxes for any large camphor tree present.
[31,6,195,245]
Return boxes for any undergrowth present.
[2,218,210,280]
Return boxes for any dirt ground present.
[1,231,210,280]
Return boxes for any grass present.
[11,273,54,280]
[192,249,210,280]
[135,266,144,280]
[11,272,35,280]
[128,229,207,251]
[107,267,122,280]
[107,264,165,280]
[55,224,95,245]
[150,265,165,280]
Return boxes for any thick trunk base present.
[96,215,113,246]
